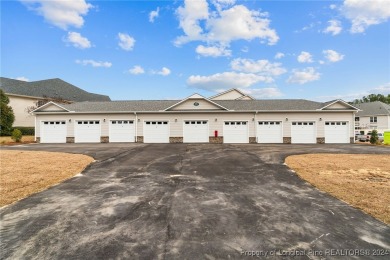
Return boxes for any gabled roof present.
[32,101,71,113]
[35,98,358,113]
[209,88,255,100]
[354,101,390,116]
[0,77,111,102]
[318,99,359,110]
[164,93,228,111]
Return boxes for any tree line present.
[350,94,390,104]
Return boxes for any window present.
[370,117,377,123]
[242,122,247,125]
[163,122,168,125]
[185,122,190,124]
[225,122,229,125]
[355,117,360,122]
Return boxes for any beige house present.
[33,89,358,144]
[354,101,390,133]
[0,77,110,127]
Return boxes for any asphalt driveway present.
[1,143,389,259]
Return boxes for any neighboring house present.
[354,101,390,132]
[0,77,111,127]
[33,88,358,144]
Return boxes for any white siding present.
[8,95,40,127]
[171,99,222,110]
[211,90,244,100]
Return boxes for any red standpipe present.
[214,130,218,137]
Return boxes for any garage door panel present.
[223,121,248,143]
[325,121,349,143]
[183,121,208,143]
[75,121,101,143]
[291,122,316,144]
[257,121,283,143]
[144,121,169,143]
[109,120,135,142]
[40,121,67,143]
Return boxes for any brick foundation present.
[66,137,74,143]
[137,136,144,143]
[283,137,291,144]
[249,137,257,144]
[101,136,109,143]
[36,137,40,143]
[317,137,325,144]
[209,136,223,143]
[170,137,183,143]
[350,137,354,144]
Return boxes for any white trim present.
[164,94,229,111]
[34,116,37,141]
[32,101,71,113]
[319,99,359,111]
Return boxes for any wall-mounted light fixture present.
[319,118,322,121]
[285,118,288,121]
[252,118,255,121]
[69,119,71,123]
[138,119,141,122]
[215,118,218,122]
[175,119,178,122]
[103,119,106,122]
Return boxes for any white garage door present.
[183,121,209,143]
[291,122,316,144]
[75,120,101,143]
[257,121,283,143]
[40,121,66,143]
[109,120,135,142]
[325,121,349,143]
[223,121,249,143]
[144,121,169,143]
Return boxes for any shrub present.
[11,129,22,142]
[370,130,378,144]
[14,127,35,136]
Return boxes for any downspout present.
[255,111,258,143]
[134,112,137,142]
[34,112,37,142]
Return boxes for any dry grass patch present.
[285,154,390,225]
[0,135,35,145]
[0,150,94,206]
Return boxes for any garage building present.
[33,89,358,144]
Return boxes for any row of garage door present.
[40,120,350,144]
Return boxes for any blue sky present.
[1,0,389,101]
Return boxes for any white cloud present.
[341,0,390,33]
[330,4,338,10]
[230,58,286,76]
[274,52,285,59]
[15,76,29,81]
[118,33,135,51]
[75,59,112,68]
[297,51,313,63]
[175,0,209,43]
[187,72,273,91]
[196,44,231,57]
[156,67,171,76]
[372,82,390,93]
[20,0,92,30]
[240,87,282,98]
[323,19,342,35]
[323,49,345,62]
[149,7,159,23]
[287,67,320,84]
[128,65,145,75]
[65,32,91,49]
[175,0,278,48]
